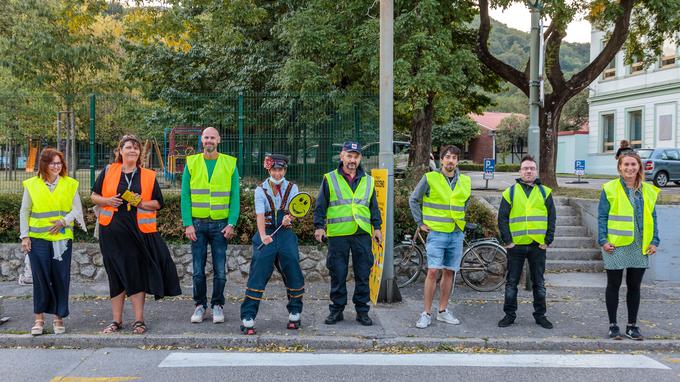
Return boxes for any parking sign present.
[575,160,585,176]
[483,158,495,180]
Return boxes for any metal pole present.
[238,92,245,176]
[56,112,62,151]
[89,94,96,190]
[378,0,401,303]
[70,110,76,178]
[528,1,541,168]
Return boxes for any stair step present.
[546,260,604,272]
[556,216,581,226]
[547,248,602,260]
[549,237,597,248]
[554,226,588,236]
[555,205,578,216]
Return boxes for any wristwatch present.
[227,223,235,228]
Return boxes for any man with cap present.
[240,154,305,334]
[314,141,382,326]
[181,127,239,324]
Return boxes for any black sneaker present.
[498,315,515,328]
[608,324,622,340]
[535,316,553,329]
[625,325,643,341]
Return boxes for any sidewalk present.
[1,274,679,351]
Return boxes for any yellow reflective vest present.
[422,172,471,233]
[602,179,659,254]
[502,183,552,245]
[325,169,374,237]
[23,176,79,241]
[186,153,237,220]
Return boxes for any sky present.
[490,4,592,44]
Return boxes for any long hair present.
[617,150,644,190]
[38,148,67,180]
[114,134,142,167]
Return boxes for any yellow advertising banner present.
[369,168,388,305]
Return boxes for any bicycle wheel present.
[459,242,507,292]
[393,243,424,288]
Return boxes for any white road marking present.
[158,353,670,370]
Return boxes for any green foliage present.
[431,116,481,150]
[495,114,528,164]
[458,163,520,172]
[559,90,589,131]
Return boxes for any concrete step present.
[482,195,571,206]
[549,237,597,248]
[554,226,589,236]
[547,248,602,261]
[546,260,604,273]
[556,215,581,226]
[555,205,578,216]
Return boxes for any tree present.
[495,114,528,163]
[477,0,680,187]
[558,89,588,132]
[431,116,481,151]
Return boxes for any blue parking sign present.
[575,160,585,176]
[483,158,495,180]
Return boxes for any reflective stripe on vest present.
[187,153,236,219]
[602,179,659,254]
[23,175,79,242]
[422,172,471,233]
[502,183,552,245]
[325,170,373,237]
[98,163,158,233]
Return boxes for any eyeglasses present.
[48,162,63,167]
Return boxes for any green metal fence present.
[0,92,379,193]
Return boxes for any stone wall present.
[0,243,331,283]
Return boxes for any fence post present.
[89,94,96,190]
[238,92,245,176]
[353,104,361,142]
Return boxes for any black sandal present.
[132,320,146,335]
[102,321,122,334]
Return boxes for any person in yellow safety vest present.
[20,148,85,336]
[497,155,556,330]
[409,145,470,329]
[181,127,240,325]
[599,151,660,341]
[313,141,382,326]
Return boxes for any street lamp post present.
[528,0,543,168]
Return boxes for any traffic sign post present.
[483,158,495,189]
[568,159,589,184]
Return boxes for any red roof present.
[558,120,589,136]
[468,112,526,131]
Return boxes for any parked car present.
[361,141,410,175]
[296,144,343,165]
[637,148,680,187]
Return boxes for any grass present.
[553,186,680,204]
[557,173,618,180]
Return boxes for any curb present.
[1,334,679,352]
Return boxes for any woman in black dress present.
[91,135,181,334]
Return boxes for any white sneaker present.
[241,318,255,328]
[191,305,206,323]
[212,305,225,324]
[436,309,460,325]
[415,312,432,328]
[289,312,300,322]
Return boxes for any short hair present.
[520,155,536,166]
[38,148,67,180]
[439,145,462,160]
[115,134,143,167]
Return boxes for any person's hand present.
[261,235,273,245]
[105,194,123,208]
[48,219,65,235]
[602,242,615,253]
[538,244,548,250]
[505,243,515,249]
[373,229,383,246]
[314,228,326,243]
[282,214,293,227]
[21,237,31,253]
[222,224,236,239]
[419,224,430,233]
[646,244,657,255]
[185,225,197,242]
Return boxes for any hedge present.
[458,163,520,172]
[0,184,499,245]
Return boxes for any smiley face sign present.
[289,192,312,217]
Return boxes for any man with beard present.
[314,141,382,326]
[181,127,239,324]
[409,145,470,329]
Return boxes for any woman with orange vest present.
[91,135,181,335]
[20,148,85,336]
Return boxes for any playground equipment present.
[142,137,165,171]
[165,126,203,180]
[25,140,39,173]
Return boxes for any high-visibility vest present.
[23,176,79,241]
[502,183,552,245]
[186,153,237,220]
[602,179,659,254]
[98,163,158,233]
[325,169,374,237]
[422,172,470,233]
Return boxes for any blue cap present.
[342,141,362,154]
[264,154,288,169]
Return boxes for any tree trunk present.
[538,97,564,189]
[408,94,435,179]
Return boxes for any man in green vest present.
[314,141,382,326]
[181,127,240,325]
[497,155,556,329]
[409,145,471,329]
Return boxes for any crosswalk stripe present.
[158,353,670,370]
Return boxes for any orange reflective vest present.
[98,163,158,233]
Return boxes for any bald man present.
[181,127,240,324]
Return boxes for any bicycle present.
[393,223,507,292]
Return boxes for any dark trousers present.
[241,228,305,320]
[606,268,646,324]
[503,243,547,320]
[326,233,374,314]
[28,238,72,318]
[191,219,228,309]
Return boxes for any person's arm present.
[368,189,382,229]
[313,179,329,230]
[497,196,512,245]
[597,191,610,246]
[227,167,240,227]
[180,166,193,227]
[651,207,660,247]
[408,176,429,227]
[544,193,556,246]
[19,188,31,240]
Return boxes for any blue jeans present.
[191,219,228,308]
[503,243,547,320]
